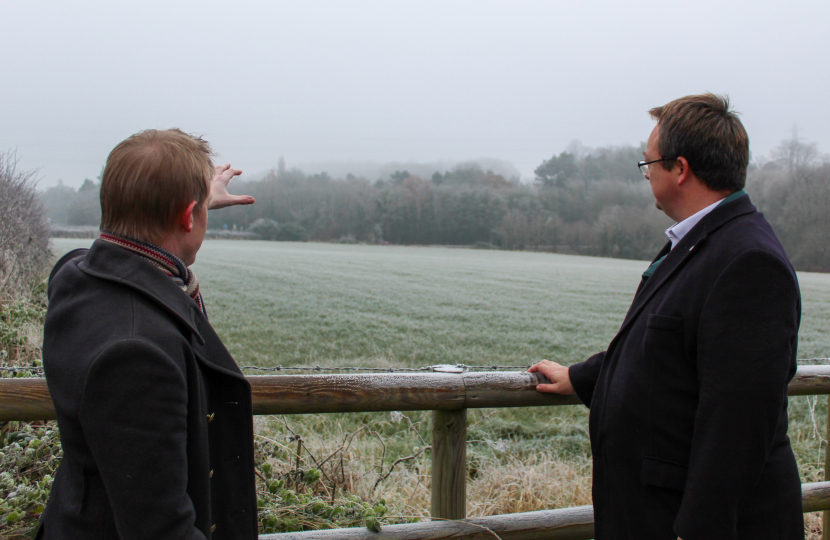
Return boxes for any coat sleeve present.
[79,339,208,540]
[673,250,800,540]
[568,352,606,407]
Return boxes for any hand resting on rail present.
[528,360,575,395]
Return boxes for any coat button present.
[209,469,214,478]
[207,412,214,422]
[211,524,216,532]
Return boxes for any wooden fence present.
[3,366,830,539]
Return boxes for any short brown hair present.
[649,93,749,192]
[100,129,214,243]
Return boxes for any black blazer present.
[569,195,803,540]
[37,240,257,540]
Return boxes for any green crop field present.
[49,238,830,528]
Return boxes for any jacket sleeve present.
[79,339,207,540]
[568,352,606,407]
[673,250,800,540]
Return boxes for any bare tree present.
[773,128,821,180]
[0,151,51,302]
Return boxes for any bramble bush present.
[0,421,61,538]
[256,464,389,534]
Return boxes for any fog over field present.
[3,1,829,189]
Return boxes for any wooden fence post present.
[824,395,830,540]
[431,408,467,520]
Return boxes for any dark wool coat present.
[37,240,258,540]
[569,195,803,540]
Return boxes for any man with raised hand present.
[38,129,257,540]
[530,94,803,539]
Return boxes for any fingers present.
[529,359,576,396]
[529,364,557,384]
[213,164,242,185]
[217,169,242,184]
[222,167,242,179]
[527,360,556,373]
[528,359,560,373]
[536,377,575,395]
[207,194,255,210]
[231,194,255,205]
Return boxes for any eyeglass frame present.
[637,157,676,177]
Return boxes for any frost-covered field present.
[51,238,830,534]
[52,237,830,367]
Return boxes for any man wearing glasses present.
[530,94,803,539]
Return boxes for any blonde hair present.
[100,129,213,243]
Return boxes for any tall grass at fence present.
[46,239,830,536]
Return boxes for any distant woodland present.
[42,136,830,272]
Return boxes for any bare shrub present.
[0,151,51,302]
[253,413,594,530]
[468,451,592,516]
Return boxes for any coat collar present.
[619,193,756,335]
[78,239,206,345]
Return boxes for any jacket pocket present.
[640,456,688,491]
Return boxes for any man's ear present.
[675,157,693,186]
[180,201,198,233]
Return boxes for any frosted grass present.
[51,238,830,365]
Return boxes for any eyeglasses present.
[637,157,676,177]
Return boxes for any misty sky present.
[3,0,829,189]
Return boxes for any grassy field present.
[50,238,830,533]
[197,241,643,369]
[52,238,830,365]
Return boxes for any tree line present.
[42,137,830,272]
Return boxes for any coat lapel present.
[617,195,757,338]
[190,314,249,382]
[635,242,672,294]
[79,240,247,382]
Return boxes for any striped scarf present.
[100,232,207,318]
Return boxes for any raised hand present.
[528,359,575,395]
[207,164,255,210]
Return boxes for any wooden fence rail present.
[3,365,830,539]
[263,504,597,540]
[261,481,830,540]
[4,366,830,421]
